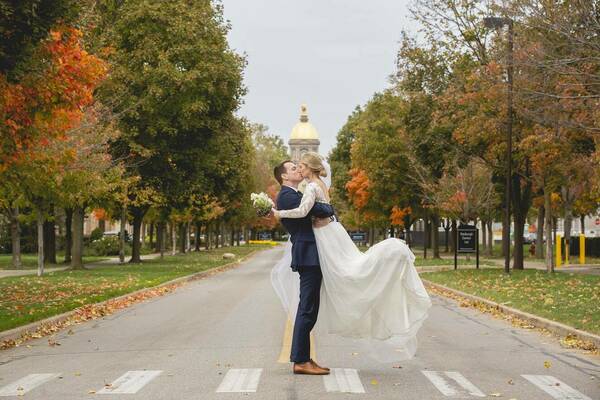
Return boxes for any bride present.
[271,152,432,362]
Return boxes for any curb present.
[422,279,600,351]
[0,248,265,348]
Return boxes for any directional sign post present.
[455,224,479,270]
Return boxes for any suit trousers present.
[290,265,322,363]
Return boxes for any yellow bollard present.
[580,234,585,265]
[556,234,562,268]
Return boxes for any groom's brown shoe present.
[293,361,330,375]
[310,359,330,372]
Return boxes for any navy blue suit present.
[276,185,334,363]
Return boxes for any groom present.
[273,160,335,375]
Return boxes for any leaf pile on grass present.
[422,268,600,338]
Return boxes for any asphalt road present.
[0,246,598,399]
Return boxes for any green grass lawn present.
[0,244,269,332]
[422,268,600,335]
[0,254,109,270]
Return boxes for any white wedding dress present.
[271,181,432,362]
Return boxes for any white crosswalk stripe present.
[216,368,262,393]
[521,375,593,400]
[97,370,162,394]
[323,368,366,393]
[0,373,61,397]
[422,371,486,397]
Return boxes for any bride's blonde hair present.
[300,152,328,178]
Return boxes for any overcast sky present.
[222,0,418,157]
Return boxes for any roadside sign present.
[454,224,479,270]
[457,225,477,253]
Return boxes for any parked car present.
[258,232,272,240]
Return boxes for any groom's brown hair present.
[274,160,292,185]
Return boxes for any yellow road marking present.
[278,315,316,363]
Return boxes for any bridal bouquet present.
[250,192,274,217]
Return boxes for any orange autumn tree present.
[345,168,371,211]
[0,26,107,276]
[1,26,107,168]
[390,206,411,228]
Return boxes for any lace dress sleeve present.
[276,183,316,219]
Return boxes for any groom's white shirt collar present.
[283,184,299,192]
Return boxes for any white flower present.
[250,192,274,216]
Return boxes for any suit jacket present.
[276,185,334,270]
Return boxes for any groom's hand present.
[264,208,279,221]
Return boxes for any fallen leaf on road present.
[351,352,359,356]
[489,393,502,397]
[507,379,514,385]
[370,379,378,385]
[544,361,551,369]
[392,365,402,369]
[88,390,96,394]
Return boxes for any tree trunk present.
[544,188,554,272]
[179,223,187,254]
[511,169,532,269]
[205,223,210,250]
[230,225,235,246]
[149,222,154,248]
[186,222,191,252]
[482,219,487,253]
[536,207,544,259]
[71,206,85,269]
[432,214,440,258]
[487,220,493,256]
[158,221,165,259]
[580,215,585,234]
[129,211,144,263]
[236,227,241,246]
[37,211,45,276]
[141,221,146,247]
[562,187,574,264]
[64,208,73,263]
[220,223,224,247]
[10,206,22,268]
[171,222,176,256]
[119,206,126,263]
[423,216,429,259]
[513,211,526,269]
[442,219,450,253]
[195,222,201,251]
[501,213,507,258]
[99,219,106,233]
[43,218,57,264]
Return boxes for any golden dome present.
[290,104,319,140]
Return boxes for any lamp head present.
[483,16,507,29]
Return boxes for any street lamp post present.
[484,16,514,275]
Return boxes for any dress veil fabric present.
[271,217,432,362]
